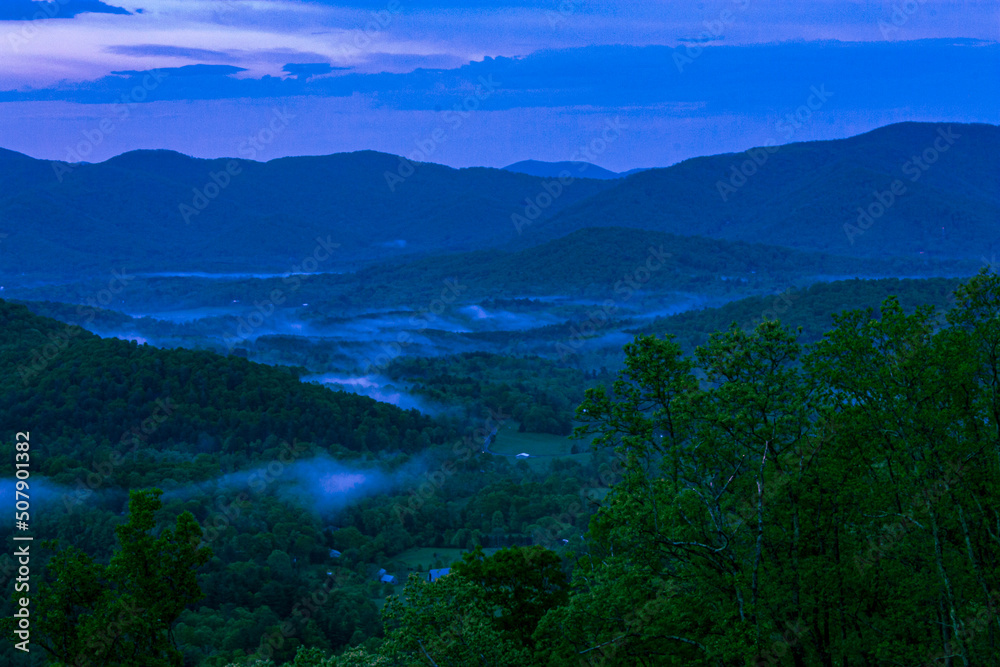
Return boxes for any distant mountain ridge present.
[335,226,973,301]
[1,122,997,284]
[0,149,615,281]
[502,160,646,180]
[518,122,1000,261]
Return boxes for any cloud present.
[105,44,234,61]
[2,0,995,94]
[110,64,246,77]
[282,62,345,79]
[2,40,997,117]
[0,64,254,103]
[0,0,130,20]
[0,41,996,171]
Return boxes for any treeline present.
[382,352,612,434]
[637,276,966,352]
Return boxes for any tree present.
[381,571,530,666]
[451,545,568,648]
[379,546,568,665]
[543,279,1000,666]
[543,328,810,665]
[2,489,211,666]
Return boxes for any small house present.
[428,568,450,582]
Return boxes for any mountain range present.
[502,160,649,180]
[1,121,997,285]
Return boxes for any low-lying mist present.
[304,373,449,415]
[0,454,439,532]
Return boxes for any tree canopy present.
[2,489,211,666]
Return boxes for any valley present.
[1,122,998,666]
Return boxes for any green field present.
[488,423,596,468]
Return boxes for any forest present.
[2,269,998,665]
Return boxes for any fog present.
[167,454,434,518]
[11,277,775,385]
[275,455,398,516]
[304,373,447,415]
[0,454,431,531]
[0,477,76,514]
[628,294,718,320]
[124,306,246,322]
[457,304,562,330]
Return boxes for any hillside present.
[0,149,614,281]
[1,122,997,286]
[633,275,967,351]
[0,299,451,469]
[304,226,976,309]
[502,160,625,180]
[519,122,1000,261]
[10,226,974,317]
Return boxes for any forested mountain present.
[1,120,998,667]
[502,160,626,180]
[0,300,452,472]
[0,149,615,280]
[635,276,969,351]
[521,122,1000,261]
[327,226,970,305]
[1,122,996,285]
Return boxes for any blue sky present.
[0,0,997,169]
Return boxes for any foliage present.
[4,271,1000,665]
[383,352,592,434]
[545,268,1000,665]
[379,546,568,666]
[1,489,211,666]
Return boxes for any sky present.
[0,0,998,170]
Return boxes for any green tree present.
[540,276,1000,666]
[451,545,568,648]
[379,546,568,665]
[3,489,211,666]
